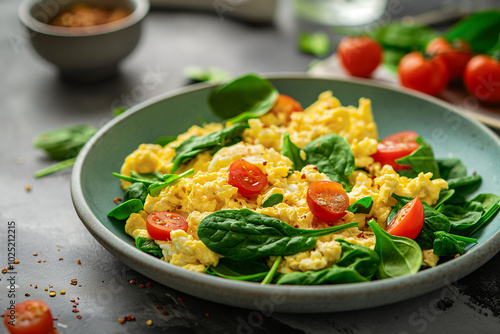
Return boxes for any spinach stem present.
[261,256,282,285]
[448,233,478,244]
[34,157,76,178]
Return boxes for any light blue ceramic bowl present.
[71,75,500,313]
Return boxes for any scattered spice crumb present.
[129,280,136,284]
[60,290,66,295]
[37,260,41,263]
[18,157,25,164]
[76,315,82,319]
[57,249,60,251]
[13,259,20,264]
[70,279,78,286]
[72,309,79,313]
[45,288,48,291]
[73,303,78,308]
[49,284,53,288]
[8,265,14,270]
[1,269,7,274]
[33,253,38,256]
[113,197,123,204]
[43,260,46,263]
[70,298,75,302]
[34,285,38,289]
[25,293,30,297]
[146,282,153,287]
[59,258,63,261]
[205,313,210,317]
[118,318,125,324]
[177,297,184,303]
[146,320,153,326]
[138,284,145,289]
[77,259,81,265]
[156,306,163,310]
[162,311,169,316]
[49,291,56,297]
[25,184,32,191]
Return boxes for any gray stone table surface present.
[1,1,500,333]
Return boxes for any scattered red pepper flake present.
[301,174,306,179]
[113,197,123,204]
[177,297,184,303]
[76,315,82,319]
[25,293,30,297]
[72,309,79,313]
[33,253,38,256]
[205,313,210,317]
[8,265,14,270]
[177,205,183,210]
[59,258,63,261]
[118,318,125,324]
[138,284,145,289]
[77,259,82,265]
[263,161,268,166]
[13,259,20,264]
[1,269,7,274]
[37,260,41,263]
[162,311,169,316]
[49,284,53,288]
[156,306,163,310]
[70,298,75,302]
[129,280,136,284]
[145,282,153,287]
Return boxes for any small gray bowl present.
[18,0,149,82]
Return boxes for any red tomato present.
[464,55,500,104]
[3,300,54,334]
[426,37,473,82]
[386,197,425,239]
[269,94,303,125]
[307,181,350,223]
[146,212,188,241]
[398,51,449,96]
[371,131,419,171]
[337,36,383,78]
[227,159,268,196]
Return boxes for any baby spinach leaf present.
[34,157,76,178]
[33,124,97,161]
[113,106,127,117]
[389,194,451,249]
[135,237,163,258]
[433,189,455,209]
[445,10,500,54]
[347,196,374,214]
[262,193,284,208]
[206,258,270,282]
[124,183,148,203]
[207,73,279,123]
[276,240,380,285]
[112,171,164,186]
[148,169,195,197]
[154,136,177,146]
[367,219,422,279]
[298,31,330,57]
[468,193,500,212]
[303,134,355,191]
[447,175,482,190]
[451,201,500,237]
[432,231,477,257]
[184,66,230,83]
[107,199,143,220]
[436,158,467,180]
[171,122,248,172]
[281,132,307,171]
[261,256,282,285]
[197,209,358,261]
[396,137,440,178]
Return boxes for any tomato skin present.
[426,37,472,82]
[464,55,500,104]
[146,212,188,241]
[371,131,419,171]
[307,181,350,223]
[269,94,303,125]
[386,197,425,239]
[338,36,383,78]
[227,159,268,196]
[398,51,449,96]
[3,300,54,334]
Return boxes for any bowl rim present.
[71,73,500,312]
[18,0,150,37]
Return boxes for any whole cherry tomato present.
[146,212,189,241]
[398,51,449,96]
[464,54,500,104]
[3,300,55,334]
[426,37,473,82]
[227,159,268,196]
[371,130,419,171]
[386,197,425,239]
[337,36,383,78]
[307,181,350,223]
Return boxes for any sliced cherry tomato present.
[146,212,188,241]
[269,94,303,125]
[3,300,54,334]
[464,54,500,104]
[398,51,449,96]
[227,159,268,196]
[426,37,473,82]
[386,197,425,239]
[371,131,419,171]
[337,36,383,78]
[307,181,350,223]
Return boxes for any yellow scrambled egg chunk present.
[121,91,448,275]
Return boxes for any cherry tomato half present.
[464,55,500,104]
[371,131,419,171]
[426,37,472,82]
[227,159,268,196]
[269,94,303,125]
[146,212,188,241]
[386,197,425,239]
[398,51,449,96]
[307,181,350,223]
[337,36,383,78]
[3,300,54,334]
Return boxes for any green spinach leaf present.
[281,132,307,171]
[206,258,270,282]
[396,137,440,178]
[34,157,76,178]
[432,231,478,257]
[171,123,248,172]
[298,31,330,57]
[197,209,358,261]
[367,219,422,279]
[148,169,195,197]
[207,73,278,123]
[303,134,355,191]
[261,256,282,285]
[262,193,284,208]
[436,158,467,180]
[347,196,374,214]
[184,66,230,83]
[135,237,163,258]
[154,136,177,146]
[107,199,143,220]
[124,183,148,203]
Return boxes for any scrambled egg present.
[122,92,448,274]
